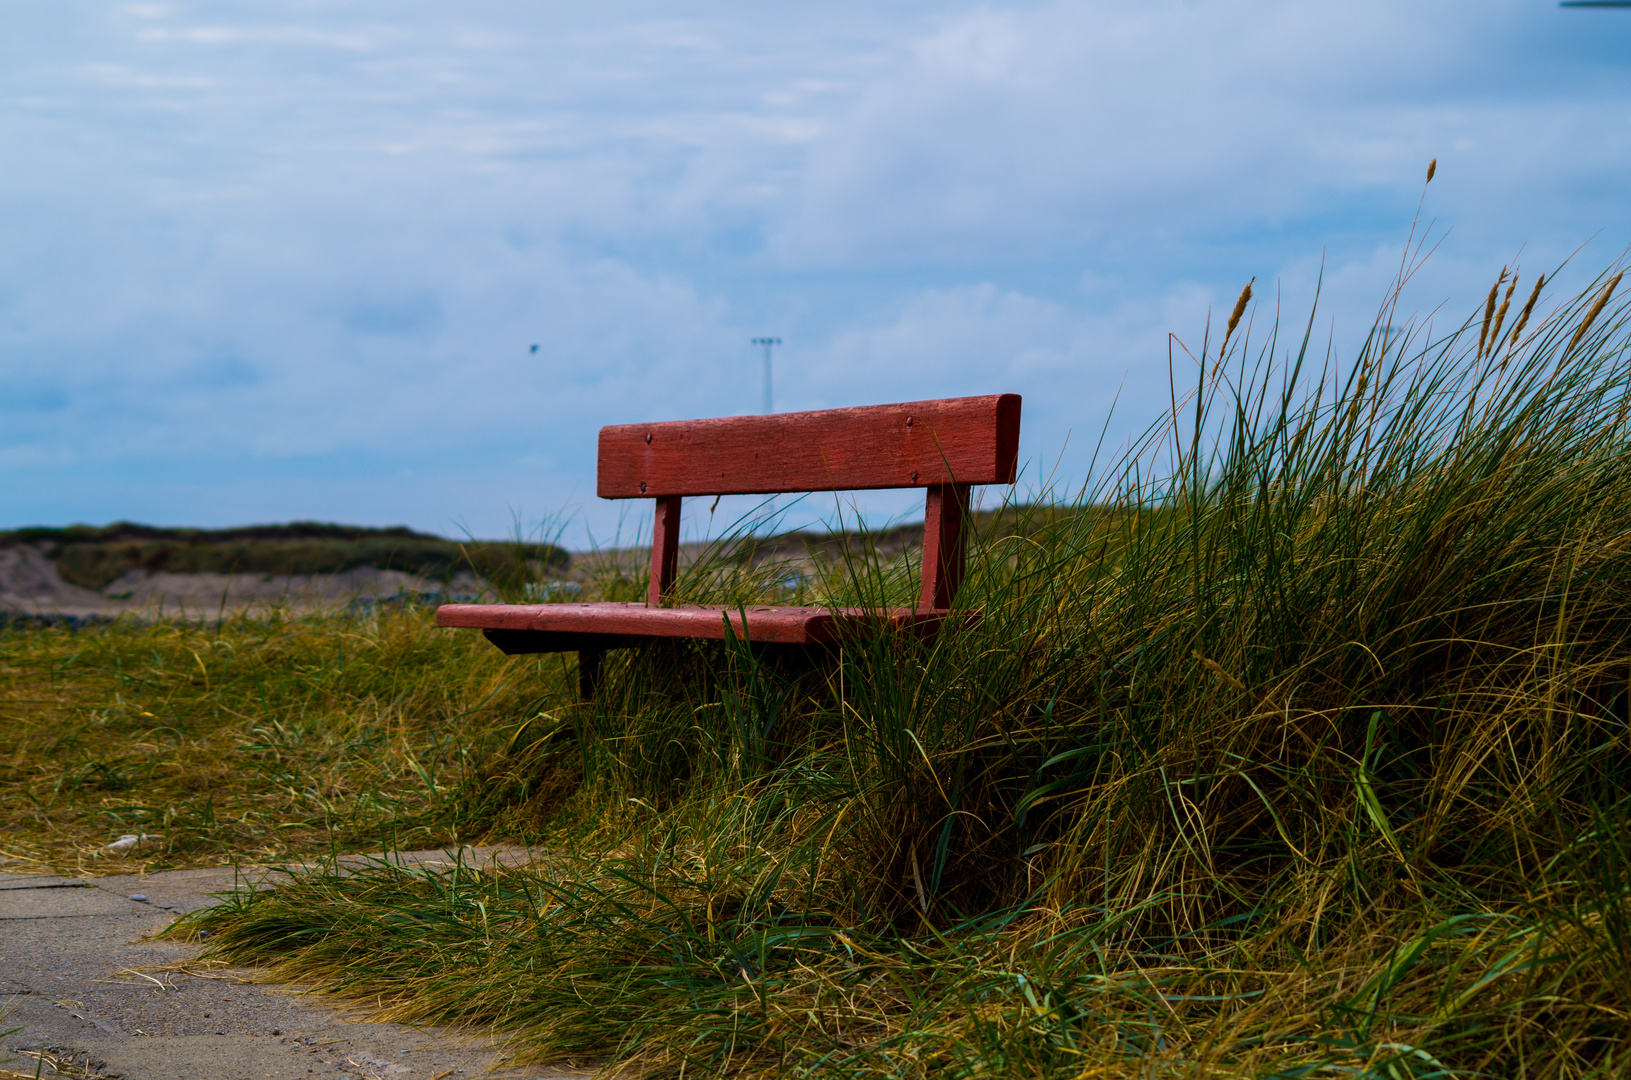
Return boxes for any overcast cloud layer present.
[4,1,1630,544]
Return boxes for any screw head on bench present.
[906,416,914,427]
[910,469,918,483]
[645,432,652,444]
[640,480,648,493]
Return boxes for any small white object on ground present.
[99,834,158,857]
[129,894,148,902]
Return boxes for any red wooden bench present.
[436,393,1021,697]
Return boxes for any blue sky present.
[4,1,1630,546]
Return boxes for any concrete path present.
[0,854,588,1080]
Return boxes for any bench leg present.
[577,649,604,701]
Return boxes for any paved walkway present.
[0,852,586,1080]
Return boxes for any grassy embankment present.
[0,520,567,593]
[7,252,1631,1077]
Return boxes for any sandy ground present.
[0,848,591,1080]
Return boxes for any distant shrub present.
[0,521,569,591]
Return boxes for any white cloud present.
[2,0,1630,541]
[770,0,1610,267]
[134,26,378,50]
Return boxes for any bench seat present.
[436,601,973,647]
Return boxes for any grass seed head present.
[1426,157,1436,183]
[1478,269,1506,358]
[1221,277,1254,357]
[1488,277,1516,359]
[1566,272,1623,357]
[1508,272,1545,353]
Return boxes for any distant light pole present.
[751,337,780,414]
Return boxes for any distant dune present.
[0,510,1049,620]
[0,522,557,619]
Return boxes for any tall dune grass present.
[41,250,1631,1075]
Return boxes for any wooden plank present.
[439,602,976,645]
[919,483,970,610]
[597,394,1021,498]
[648,494,682,606]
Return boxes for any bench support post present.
[578,649,604,701]
[649,494,682,607]
[919,483,971,610]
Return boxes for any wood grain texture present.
[597,393,1021,498]
[439,602,977,645]
[648,494,682,606]
[919,483,970,610]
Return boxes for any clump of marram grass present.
[30,244,1631,1075]
[175,251,1631,1079]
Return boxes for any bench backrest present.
[598,394,1020,498]
[597,394,1021,610]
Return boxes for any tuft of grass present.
[19,244,1631,1076]
[0,602,557,870]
